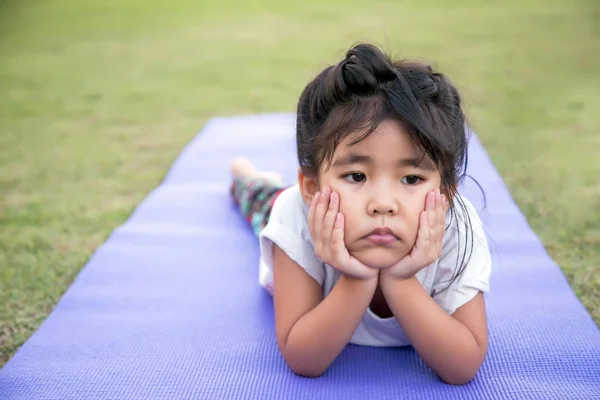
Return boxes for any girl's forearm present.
[281,275,378,377]
[380,276,486,385]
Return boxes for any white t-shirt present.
[258,185,491,347]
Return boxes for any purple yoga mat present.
[1,113,599,399]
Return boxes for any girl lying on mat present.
[230,43,491,385]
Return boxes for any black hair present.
[296,43,476,293]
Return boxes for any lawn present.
[1,0,598,366]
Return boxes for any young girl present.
[230,43,491,385]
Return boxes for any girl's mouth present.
[365,227,398,245]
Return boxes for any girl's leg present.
[230,158,286,237]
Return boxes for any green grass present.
[1,0,598,365]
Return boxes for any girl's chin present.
[349,248,409,270]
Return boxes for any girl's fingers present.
[331,213,347,262]
[312,187,329,243]
[441,192,449,213]
[417,210,430,249]
[307,190,319,237]
[438,193,448,243]
[426,190,437,230]
[322,191,339,245]
[434,190,442,230]
[436,192,445,247]
[439,193,447,221]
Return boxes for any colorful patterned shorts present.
[230,176,286,237]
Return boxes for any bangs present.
[315,96,389,173]
[314,95,441,173]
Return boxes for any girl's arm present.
[380,276,488,385]
[272,244,378,378]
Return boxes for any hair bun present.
[416,73,440,100]
[339,43,397,94]
[427,71,460,110]
[400,64,449,103]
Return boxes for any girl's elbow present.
[290,365,326,378]
[439,362,483,385]
[440,346,487,385]
[280,348,328,378]
[284,356,327,378]
[440,371,477,386]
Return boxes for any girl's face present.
[306,119,443,269]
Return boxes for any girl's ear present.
[298,167,318,205]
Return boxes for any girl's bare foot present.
[230,157,283,185]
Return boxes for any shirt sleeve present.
[258,186,325,291]
[431,196,492,315]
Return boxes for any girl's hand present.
[308,187,378,280]
[381,189,449,280]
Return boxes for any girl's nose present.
[368,198,399,216]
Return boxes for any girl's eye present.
[402,175,422,185]
[343,173,366,183]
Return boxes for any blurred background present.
[0,0,598,366]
